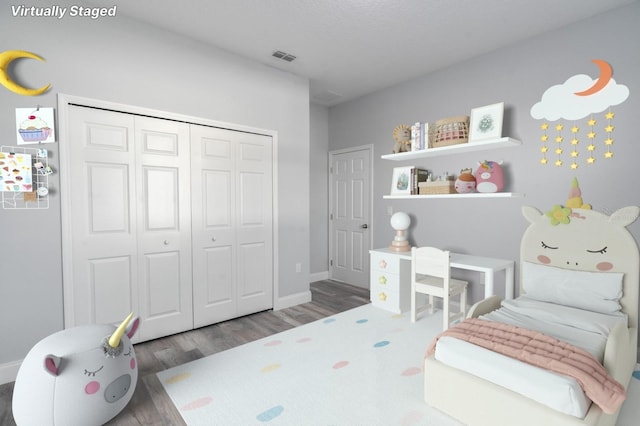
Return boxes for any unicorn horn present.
[108,312,134,349]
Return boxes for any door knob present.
[361,224,368,229]
[163,240,170,245]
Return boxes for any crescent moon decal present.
[574,59,612,96]
[0,50,51,96]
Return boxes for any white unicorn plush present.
[12,313,140,426]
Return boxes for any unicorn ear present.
[44,355,61,376]
[609,206,640,227]
[522,205,543,224]
[126,316,140,339]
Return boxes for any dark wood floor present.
[0,280,370,426]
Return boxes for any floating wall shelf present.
[380,137,521,161]
[383,192,524,200]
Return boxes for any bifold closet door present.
[191,125,273,327]
[65,106,193,341]
[134,116,193,340]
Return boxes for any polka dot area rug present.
[157,304,640,425]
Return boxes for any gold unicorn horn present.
[108,312,134,349]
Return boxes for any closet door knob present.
[163,240,170,245]
[212,237,216,242]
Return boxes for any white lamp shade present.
[390,211,410,230]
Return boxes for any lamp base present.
[389,240,410,252]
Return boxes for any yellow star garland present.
[604,109,614,159]
[540,122,549,165]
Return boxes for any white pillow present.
[522,262,624,314]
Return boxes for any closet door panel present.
[236,134,273,315]
[66,106,138,328]
[135,117,193,340]
[191,126,237,326]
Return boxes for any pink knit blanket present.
[426,318,626,414]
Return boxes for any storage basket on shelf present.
[418,179,456,195]
[430,115,469,148]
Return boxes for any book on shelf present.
[410,122,432,151]
[411,167,430,194]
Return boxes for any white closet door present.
[191,126,273,327]
[65,108,193,341]
[66,106,139,328]
[134,117,193,340]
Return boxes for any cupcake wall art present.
[0,152,33,192]
[15,107,55,145]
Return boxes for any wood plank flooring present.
[0,280,370,426]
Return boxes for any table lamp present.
[389,211,411,252]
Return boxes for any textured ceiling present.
[85,0,636,106]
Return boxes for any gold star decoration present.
[537,111,619,168]
[378,292,387,301]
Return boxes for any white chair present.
[411,246,468,330]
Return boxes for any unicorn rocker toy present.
[12,313,140,425]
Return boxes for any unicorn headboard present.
[520,195,640,330]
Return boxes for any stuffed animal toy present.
[475,160,504,193]
[12,313,140,426]
[455,168,476,193]
[392,124,411,153]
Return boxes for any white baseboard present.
[310,271,329,282]
[274,290,312,310]
[0,359,21,385]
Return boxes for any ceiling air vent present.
[272,50,297,62]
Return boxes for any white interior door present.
[134,117,193,340]
[66,106,139,328]
[65,107,193,341]
[329,146,372,288]
[191,126,273,327]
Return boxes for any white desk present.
[369,248,515,313]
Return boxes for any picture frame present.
[390,166,413,195]
[469,102,504,142]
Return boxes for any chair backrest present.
[412,246,452,283]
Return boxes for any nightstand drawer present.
[370,251,399,274]
[370,270,399,288]
[371,286,400,313]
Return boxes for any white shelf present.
[383,192,524,200]
[380,137,521,161]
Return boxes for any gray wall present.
[326,3,640,302]
[310,103,330,278]
[0,4,310,374]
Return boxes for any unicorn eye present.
[123,346,132,357]
[587,246,607,254]
[84,365,104,377]
[541,241,558,249]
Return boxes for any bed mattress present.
[432,297,627,418]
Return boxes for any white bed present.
[424,205,640,426]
